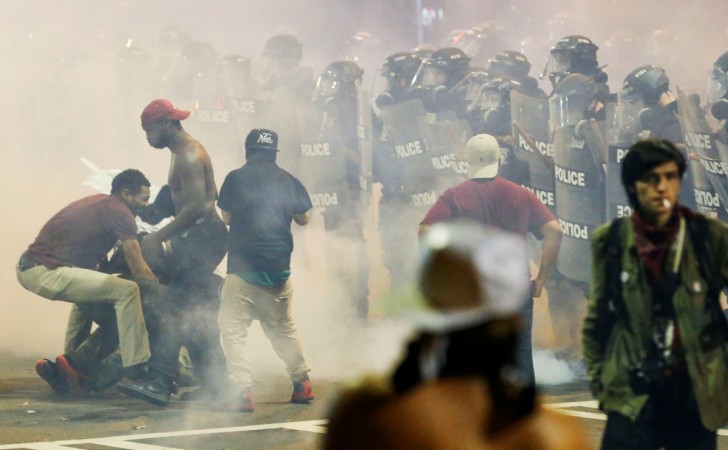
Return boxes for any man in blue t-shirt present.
[216,128,314,412]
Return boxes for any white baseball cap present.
[466,134,501,179]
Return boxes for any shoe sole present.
[291,396,314,404]
[117,382,170,407]
[55,355,83,393]
[35,359,70,394]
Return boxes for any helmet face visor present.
[546,51,571,77]
[412,61,448,88]
[706,68,728,107]
[313,74,340,103]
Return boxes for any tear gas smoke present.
[1,0,724,390]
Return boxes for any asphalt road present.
[1,352,727,449]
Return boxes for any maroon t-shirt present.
[420,178,557,239]
[27,194,138,269]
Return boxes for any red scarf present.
[631,207,686,280]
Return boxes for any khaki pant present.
[16,263,150,367]
[219,274,310,389]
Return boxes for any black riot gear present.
[412,47,472,90]
[262,34,303,62]
[551,72,600,126]
[375,52,422,108]
[707,50,728,116]
[622,65,670,106]
[544,35,602,89]
[313,60,364,104]
[487,50,531,80]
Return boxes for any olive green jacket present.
[583,214,728,430]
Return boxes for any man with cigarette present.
[583,139,728,449]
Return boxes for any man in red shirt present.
[420,134,563,381]
[17,169,157,392]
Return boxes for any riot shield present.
[676,87,728,220]
[356,86,374,207]
[296,103,354,227]
[604,100,636,221]
[549,95,606,284]
[185,71,245,175]
[379,98,448,213]
[510,90,555,212]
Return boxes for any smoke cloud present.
[2,0,725,385]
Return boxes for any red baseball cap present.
[141,99,190,127]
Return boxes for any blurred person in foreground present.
[419,134,563,382]
[18,169,156,393]
[117,99,228,406]
[323,220,587,449]
[584,139,728,449]
[215,128,314,412]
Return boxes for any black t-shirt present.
[217,159,312,272]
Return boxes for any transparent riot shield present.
[185,71,245,175]
[549,94,606,284]
[676,87,728,220]
[356,86,374,208]
[510,90,555,212]
[604,99,637,221]
[429,110,471,187]
[379,98,442,213]
[296,103,354,227]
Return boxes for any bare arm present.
[532,220,563,297]
[121,238,157,281]
[293,210,312,226]
[157,148,212,241]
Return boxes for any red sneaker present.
[221,389,255,412]
[291,379,314,404]
[35,359,70,394]
[55,355,85,393]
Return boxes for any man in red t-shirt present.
[17,169,157,393]
[420,134,563,381]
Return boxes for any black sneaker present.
[117,373,175,407]
[35,359,70,394]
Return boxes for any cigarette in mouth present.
[663,198,671,209]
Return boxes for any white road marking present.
[0,419,327,450]
[1,403,725,448]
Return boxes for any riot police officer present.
[309,61,370,320]
[409,47,472,118]
[621,64,682,143]
[543,35,611,102]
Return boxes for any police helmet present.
[314,60,364,102]
[262,34,303,61]
[545,35,599,87]
[413,47,472,89]
[178,42,218,74]
[382,52,422,84]
[487,50,531,80]
[707,50,728,108]
[622,65,670,106]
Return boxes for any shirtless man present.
[117,99,228,406]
